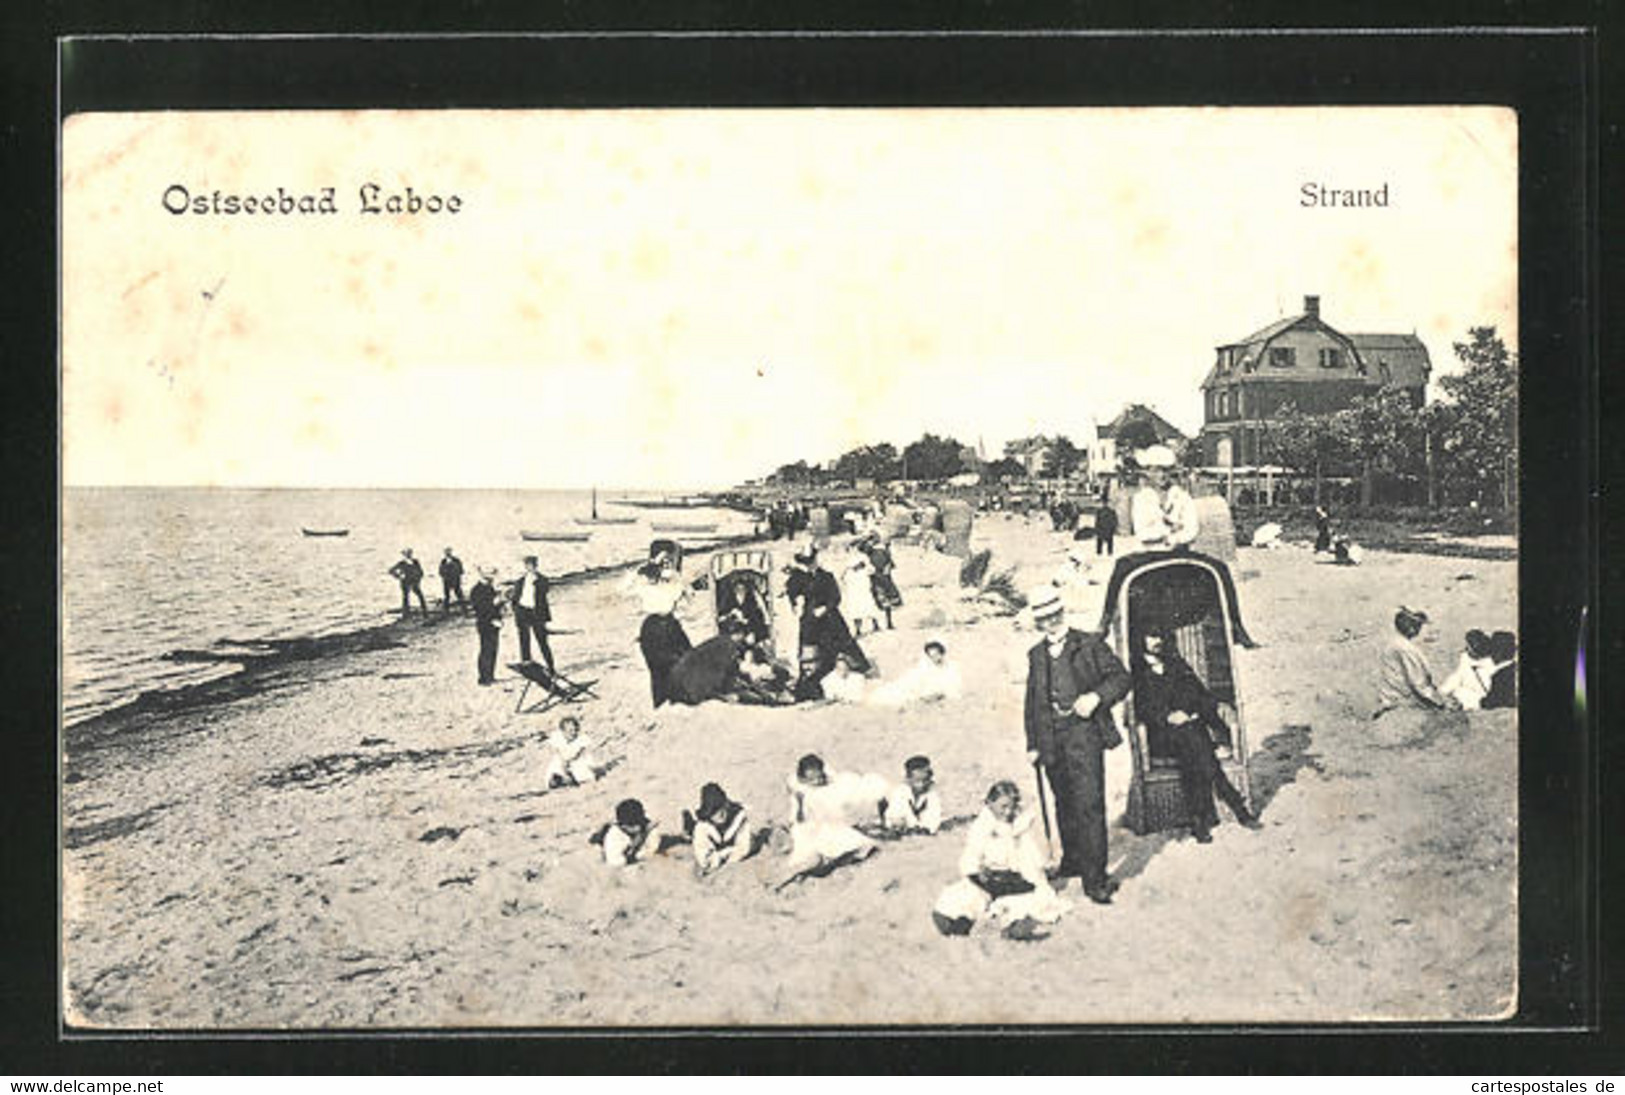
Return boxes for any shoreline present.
[61,517,1518,1026]
[64,533,767,749]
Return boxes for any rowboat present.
[573,516,637,526]
[300,528,350,537]
[650,522,718,533]
[520,530,592,543]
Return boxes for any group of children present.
[581,748,1071,937]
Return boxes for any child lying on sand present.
[880,755,943,835]
[777,754,883,889]
[932,781,1070,936]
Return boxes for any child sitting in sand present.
[1440,629,1498,711]
[592,798,660,868]
[543,715,600,788]
[820,653,869,704]
[688,782,752,877]
[932,781,1070,936]
[779,754,883,887]
[881,755,944,835]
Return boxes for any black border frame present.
[2,8,1611,1076]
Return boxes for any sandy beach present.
[61,516,1517,1027]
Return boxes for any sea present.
[61,487,754,728]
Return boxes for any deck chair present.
[509,661,599,714]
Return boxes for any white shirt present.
[871,656,963,706]
[957,807,1048,884]
[822,669,868,703]
[1164,485,1199,548]
[1130,487,1170,546]
[693,807,751,874]
[601,825,645,867]
[518,572,540,610]
[884,783,943,834]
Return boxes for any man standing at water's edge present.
[470,566,503,685]
[388,548,428,616]
[440,547,465,611]
[510,555,555,672]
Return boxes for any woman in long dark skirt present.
[860,534,903,630]
[786,547,868,700]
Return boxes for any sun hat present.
[1136,444,1177,469]
[1028,585,1065,620]
[614,798,648,829]
[697,782,732,818]
[904,755,932,774]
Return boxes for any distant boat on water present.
[650,522,718,533]
[520,530,592,543]
[300,527,350,538]
[572,516,637,526]
[609,495,716,510]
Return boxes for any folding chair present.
[509,661,600,714]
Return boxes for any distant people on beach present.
[439,548,465,611]
[1093,501,1118,556]
[1023,585,1131,905]
[510,555,555,672]
[881,755,943,836]
[469,565,503,685]
[1132,631,1261,843]
[858,534,903,630]
[785,546,870,701]
[932,781,1070,937]
[593,798,659,868]
[1314,506,1334,553]
[389,548,428,616]
[842,550,883,638]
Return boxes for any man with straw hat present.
[1022,583,1132,905]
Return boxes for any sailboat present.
[573,486,636,525]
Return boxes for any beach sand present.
[62,517,1517,1027]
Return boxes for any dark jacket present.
[1096,505,1118,535]
[470,580,502,628]
[439,554,464,582]
[1024,629,1132,763]
[389,557,424,585]
[508,570,551,621]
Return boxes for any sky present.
[62,107,1517,489]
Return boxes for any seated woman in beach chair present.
[1111,555,1257,836]
[1132,630,1260,843]
[716,570,772,651]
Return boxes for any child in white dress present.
[779,754,882,886]
[933,781,1070,935]
[542,715,600,788]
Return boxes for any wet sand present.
[62,517,1517,1026]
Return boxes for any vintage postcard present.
[61,106,1519,1027]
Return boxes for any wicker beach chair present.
[1108,556,1253,834]
[711,550,776,657]
[509,661,599,715]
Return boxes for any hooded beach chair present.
[1106,555,1253,834]
[509,661,599,714]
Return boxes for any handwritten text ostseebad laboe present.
[162,184,462,216]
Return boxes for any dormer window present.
[1318,347,1343,369]
[1269,347,1295,368]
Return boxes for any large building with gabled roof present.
[1197,295,1431,467]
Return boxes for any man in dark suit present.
[509,555,555,672]
[439,547,466,611]
[388,548,428,616]
[469,566,502,685]
[1023,585,1133,904]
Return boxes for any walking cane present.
[1033,760,1054,861]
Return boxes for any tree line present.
[1255,327,1517,509]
